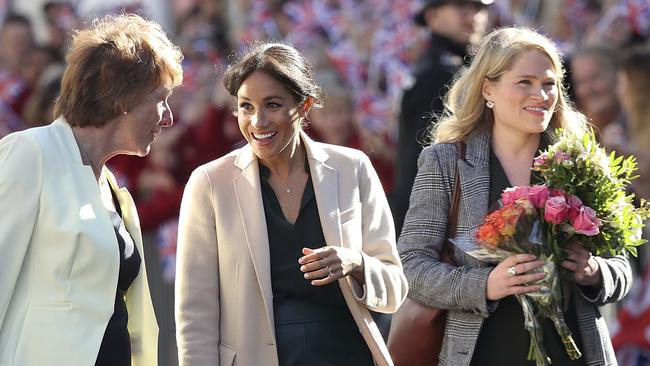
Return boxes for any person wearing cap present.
[392,0,491,236]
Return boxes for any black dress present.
[470,146,585,366]
[259,163,374,366]
[95,187,141,366]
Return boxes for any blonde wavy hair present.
[432,27,587,144]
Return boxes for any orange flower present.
[477,223,500,248]
[485,210,506,230]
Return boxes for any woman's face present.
[115,85,173,156]
[571,55,619,119]
[483,50,559,137]
[236,70,306,163]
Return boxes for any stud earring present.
[485,100,495,109]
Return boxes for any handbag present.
[387,141,466,366]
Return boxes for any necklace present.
[71,128,102,176]
[286,187,293,194]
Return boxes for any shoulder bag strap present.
[441,141,466,264]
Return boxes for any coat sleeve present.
[346,153,408,314]
[579,254,632,306]
[175,167,220,365]
[0,133,43,330]
[398,146,493,317]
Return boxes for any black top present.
[95,187,141,366]
[470,145,585,366]
[259,163,346,305]
[259,163,373,365]
[392,32,469,235]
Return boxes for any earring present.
[485,100,495,109]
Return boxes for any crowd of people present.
[1,0,649,365]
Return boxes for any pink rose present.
[566,195,583,221]
[501,186,530,205]
[528,185,549,209]
[544,195,569,224]
[571,206,600,236]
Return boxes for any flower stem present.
[516,294,551,366]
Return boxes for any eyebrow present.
[238,95,286,101]
[516,74,557,80]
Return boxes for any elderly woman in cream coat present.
[175,43,407,366]
[0,14,183,366]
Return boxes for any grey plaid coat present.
[398,127,632,366]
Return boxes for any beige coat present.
[0,119,157,366]
[176,132,407,366]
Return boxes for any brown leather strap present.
[441,141,466,264]
[448,141,465,238]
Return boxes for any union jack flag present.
[626,0,650,35]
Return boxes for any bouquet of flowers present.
[532,130,650,257]
[464,130,650,366]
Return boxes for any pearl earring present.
[486,100,495,109]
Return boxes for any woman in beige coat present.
[175,43,407,366]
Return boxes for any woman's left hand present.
[560,242,602,287]
[299,246,364,286]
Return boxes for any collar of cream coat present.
[52,116,88,168]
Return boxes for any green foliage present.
[533,129,650,257]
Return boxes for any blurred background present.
[1,0,649,365]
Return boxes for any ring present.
[327,266,333,277]
[507,266,517,277]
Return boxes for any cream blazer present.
[176,132,407,366]
[0,118,157,366]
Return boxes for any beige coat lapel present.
[303,132,342,248]
[233,145,276,335]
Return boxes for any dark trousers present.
[274,298,374,366]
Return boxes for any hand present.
[561,242,601,287]
[486,254,546,300]
[299,246,364,286]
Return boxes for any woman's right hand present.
[486,254,546,300]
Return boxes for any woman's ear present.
[482,78,493,102]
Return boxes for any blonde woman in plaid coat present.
[398,27,632,366]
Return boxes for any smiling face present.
[483,49,559,138]
[116,85,173,156]
[236,70,309,164]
